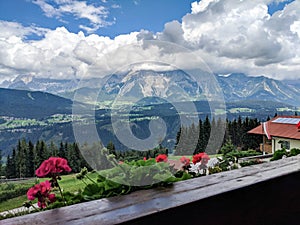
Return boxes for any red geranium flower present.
[192,153,203,164]
[27,180,56,208]
[201,153,210,165]
[36,157,72,178]
[192,153,210,165]
[180,156,190,167]
[143,157,147,161]
[155,154,168,163]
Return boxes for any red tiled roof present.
[248,116,300,140]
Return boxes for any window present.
[279,140,290,150]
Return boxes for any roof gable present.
[248,116,300,140]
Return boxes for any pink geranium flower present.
[36,157,72,178]
[27,180,56,208]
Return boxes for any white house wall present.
[273,137,300,152]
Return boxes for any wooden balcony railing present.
[2,155,300,225]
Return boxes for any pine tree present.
[195,119,205,154]
[16,139,27,178]
[34,140,48,170]
[5,154,12,178]
[203,116,211,151]
[26,141,35,177]
[10,148,17,178]
[175,127,181,149]
[49,141,59,156]
[188,123,198,154]
[0,149,2,176]
[107,141,116,156]
[59,141,66,158]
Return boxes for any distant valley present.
[0,71,299,155]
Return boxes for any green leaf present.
[82,183,104,197]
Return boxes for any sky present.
[0,0,299,82]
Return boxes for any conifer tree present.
[26,141,35,177]
[10,148,17,178]
[16,139,27,178]
[203,115,211,151]
[0,149,2,176]
[58,141,66,158]
[107,141,116,156]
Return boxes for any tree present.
[7,148,17,178]
[0,149,2,176]
[219,140,236,155]
[26,141,35,177]
[203,116,211,151]
[107,141,116,156]
[34,140,48,169]
[16,139,27,178]
[49,141,59,157]
[195,119,205,154]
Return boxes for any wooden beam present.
[2,155,300,225]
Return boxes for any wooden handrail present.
[2,155,300,225]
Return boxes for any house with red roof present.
[248,116,300,154]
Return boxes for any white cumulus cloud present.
[32,0,114,33]
[0,0,300,82]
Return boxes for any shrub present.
[219,141,236,155]
[289,148,300,157]
[240,160,263,167]
[270,149,288,161]
[0,185,32,202]
[226,150,261,159]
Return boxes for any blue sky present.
[0,0,195,38]
[0,0,294,38]
[0,0,299,81]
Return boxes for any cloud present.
[0,21,49,39]
[111,4,121,9]
[0,0,300,82]
[133,0,140,6]
[32,0,114,33]
[169,0,300,80]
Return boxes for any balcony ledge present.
[2,155,300,225]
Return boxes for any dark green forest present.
[0,116,263,178]
[174,116,261,155]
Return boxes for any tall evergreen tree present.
[0,149,2,176]
[5,154,12,178]
[203,116,211,151]
[10,148,17,178]
[58,141,66,158]
[26,141,35,177]
[107,141,116,156]
[195,119,205,154]
[49,141,59,157]
[16,139,27,178]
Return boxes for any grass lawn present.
[168,154,221,160]
[0,172,99,213]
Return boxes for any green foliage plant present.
[270,149,288,161]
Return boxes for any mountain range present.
[0,79,298,155]
[1,71,299,106]
[0,88,73,119]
